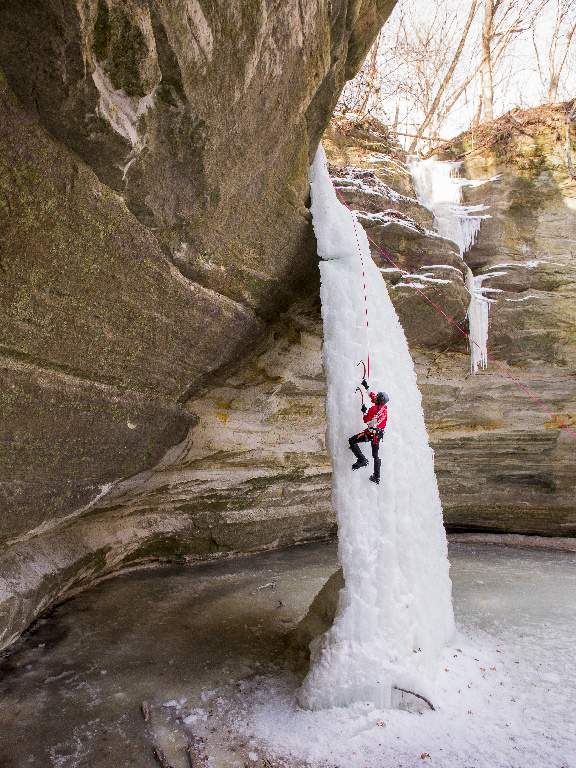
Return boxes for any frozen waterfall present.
[409,157,491,373]
[299,147,454,711]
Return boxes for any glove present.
[361,379,369,390]
[361,404,367,413]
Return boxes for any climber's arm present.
[363,405,376,424]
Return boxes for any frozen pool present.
[0,539,574,767]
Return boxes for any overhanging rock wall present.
[0,0,395,649]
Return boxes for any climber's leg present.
[349,432,369,470]
[369,437,381,484]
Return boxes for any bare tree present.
[532,0,576,102]
[337,0,576,153]
[479,0,548,121]
[565,99,576,178]
[480,0,495,120]
[408,0,478,150]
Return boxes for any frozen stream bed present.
[0,539,574,768]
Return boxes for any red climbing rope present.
[351,212,371,380]
[331,181,576,441]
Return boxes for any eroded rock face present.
[0,2,392,537]
[0,0,393,312]
[0,1,395,648]
[313,114,575,536]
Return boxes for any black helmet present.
[376,391,389,405]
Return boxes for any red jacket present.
[363,403,388,430]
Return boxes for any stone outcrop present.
[431,106,576,533]
[0,1,394,649]
[324,112,575,535]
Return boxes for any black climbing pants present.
[348,429,383,481]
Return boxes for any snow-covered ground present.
[187,544,576,768]
[2,540,574,767]
[298,147,453,710]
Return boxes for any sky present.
[341,0,576,146]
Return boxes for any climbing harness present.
[330,179,576,441]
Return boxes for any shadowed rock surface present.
[0,1,395,649]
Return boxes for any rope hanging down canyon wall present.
[327,166,576,441]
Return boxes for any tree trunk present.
[566,101,576,179]
[408,0,479,152]
[356,34,381,116]
[481,0,495,121]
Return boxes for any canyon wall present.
[1,2,574,652]
[0,0,394,649]
[326,113,575,534]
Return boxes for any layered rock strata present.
[1,4,574,651]
[323,115,575,535]
[0,1,394,649]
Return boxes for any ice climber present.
[348,379,389,484]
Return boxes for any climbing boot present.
[369,459,381,484]
[349,439,368,470]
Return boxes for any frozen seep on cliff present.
[410,157,493,372]
[299,147,454,710]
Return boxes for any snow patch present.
[490,260,541,269]
[332,169,418,204]
[426,264,463,273]
[396,273,452,285]
[92,64,156,148]
[395,281,426,289]
[505,294,537,302]
[355,210,423,233]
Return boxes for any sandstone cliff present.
[324,113,575,535]
[1,3,574,653]
[0,1,394,649]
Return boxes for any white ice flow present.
[409,157,491,373]
[299,147,454,711]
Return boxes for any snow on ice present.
[298,147,454,711]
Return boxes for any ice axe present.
[356,360,369,392]
[355,360,369,408]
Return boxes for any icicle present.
[409,157,492,372]
[408,158,488,257]
[465,268,490,373]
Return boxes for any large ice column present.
[299,147,454,711]
[409,157,491,372]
